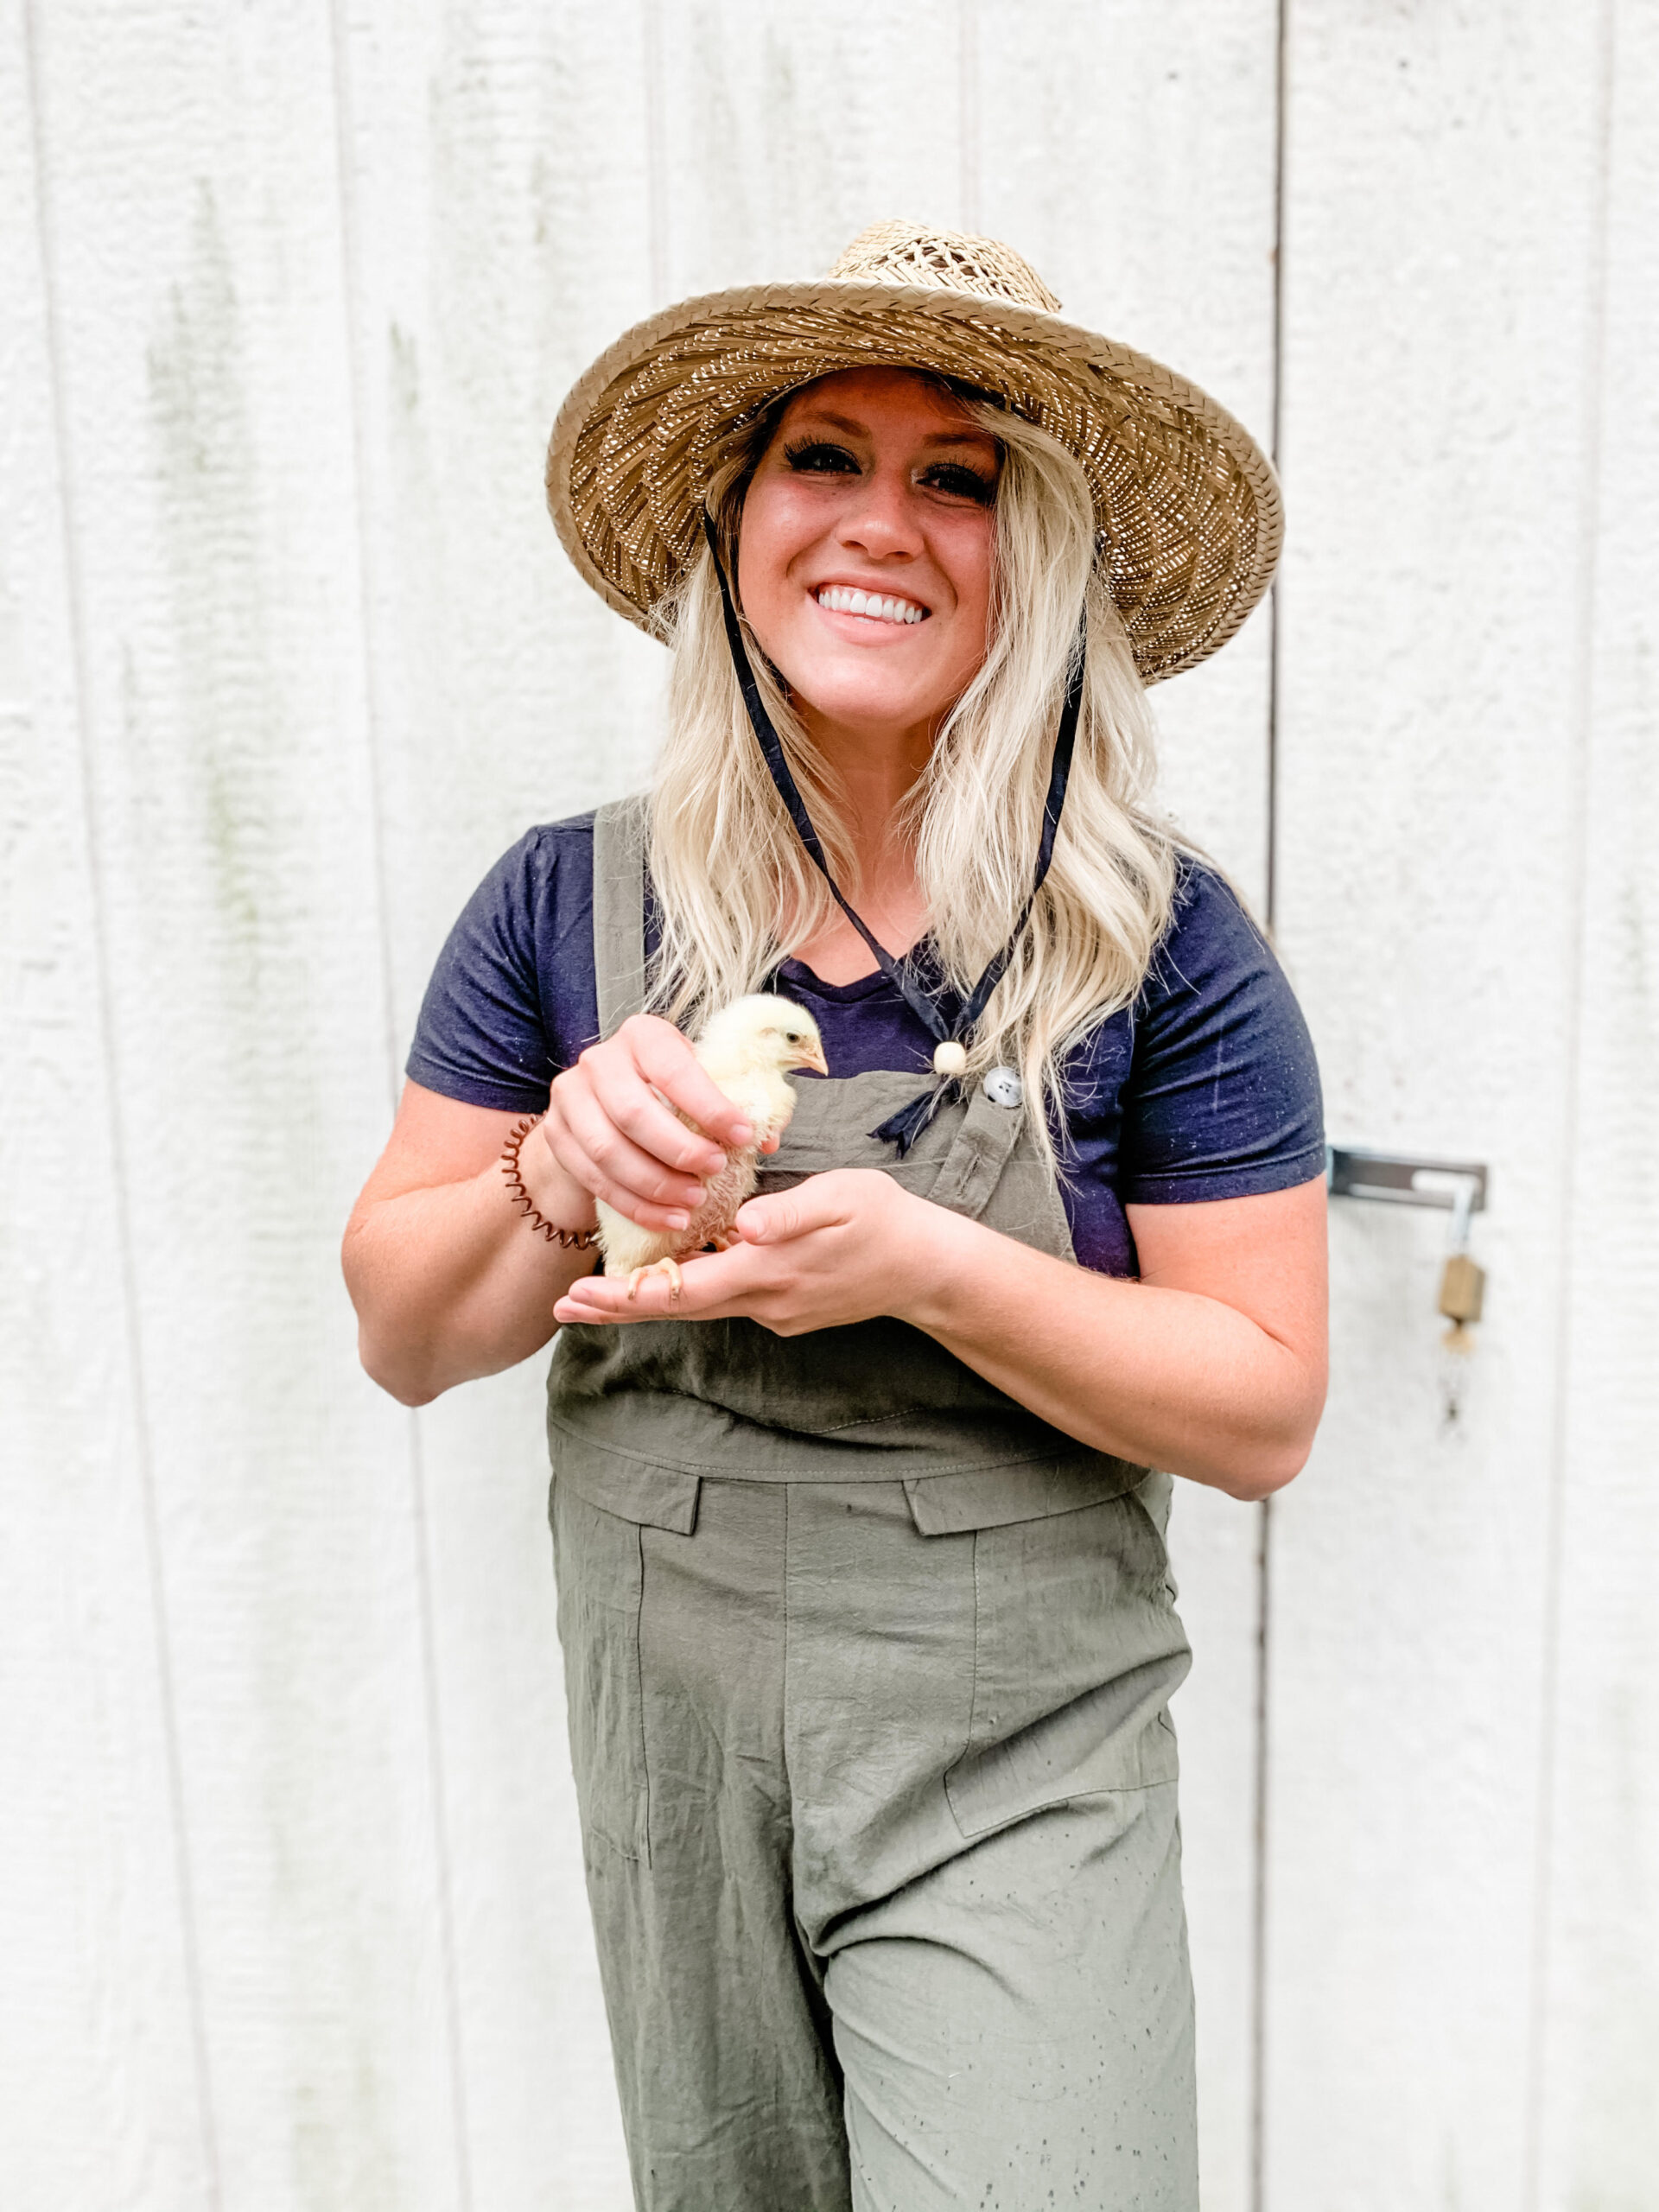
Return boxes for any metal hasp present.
[1327,1146,1492,1349]
[1327,1146,1489,1222]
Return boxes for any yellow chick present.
[595,994,828,1302]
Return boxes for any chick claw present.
[626,1256,684,1304]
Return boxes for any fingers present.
[589,1027,731,1174]
[555,1245,760,1326]
[626,1016,756,1150]
[543,1015,749,1230]
[550,1170,913,1335]
[542,1092,695,1232]
[552,1070,702,1211]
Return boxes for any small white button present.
[983,1065,1024,1109]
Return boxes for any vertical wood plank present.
[976,0,1281,896]
[2,5,213,2202]
[22,3,463,2203]
[1533,0,1659,2201]
[1268,3,1611,2200]
[975,10,1280,2202]
[652,0,963,298]
[332,3,661,2201]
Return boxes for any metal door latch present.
[1326,1147,1491,1350]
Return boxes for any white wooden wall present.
[3,3,1652,2207]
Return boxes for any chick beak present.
[794,1038,830,1077]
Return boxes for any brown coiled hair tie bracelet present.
[501,1113,600,1249]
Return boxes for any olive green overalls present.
[547,799,1198,2211]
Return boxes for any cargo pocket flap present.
[555,1451,701,1535]
[903,1453,1147,1535]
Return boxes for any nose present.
[836,463,921,563]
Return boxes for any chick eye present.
[785,1031,803,1045]
[783,438,860,476]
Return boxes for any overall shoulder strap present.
[591,793,650,1037]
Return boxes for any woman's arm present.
[914,1182,1328,1497]
[551,1171,1328,1499]
[342,1084,588,1406]
[343,1018,760,1405]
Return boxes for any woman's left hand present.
[551,1169,949,1335]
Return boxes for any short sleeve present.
[1120,862,1325,1204]
[405,830,558,1112]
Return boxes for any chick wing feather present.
[594,1122,770,1279]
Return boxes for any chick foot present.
[626,1256,684,1303]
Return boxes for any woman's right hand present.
[530,1014,758,1235]
[342,1018,761,1407]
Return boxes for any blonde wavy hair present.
[645,380,1179,1160]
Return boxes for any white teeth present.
[816,584,926,625]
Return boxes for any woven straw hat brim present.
[547,278,1282,685]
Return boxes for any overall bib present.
[548,799,1198,2212]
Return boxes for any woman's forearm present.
[343,1160,596,1406]
[898,1205,1324,1499]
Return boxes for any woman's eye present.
[783,439,860,475]
[921,461,996,505]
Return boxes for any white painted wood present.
[1533,3,1659,2202]
[331,4,666,2199]
[651,0,964,300]
[975,10,1281,2201]
[1268,3,1615,2202]
[15,4,1656,2207]
[976,0,1281,901]
[1,10,213,2205]
[19,3,464,2203]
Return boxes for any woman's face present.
[735,368,1001,748]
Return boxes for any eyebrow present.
[793,407,997,450]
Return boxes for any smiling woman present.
[342,221,1326,2212]
[741,373,999,719]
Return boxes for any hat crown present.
[827,220,1063,315]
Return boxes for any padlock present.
[1439,1250,1485,1351]
[1439,1250,1484,1324]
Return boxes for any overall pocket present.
[549,1459,702,1865]
[918,1472,1191,1841]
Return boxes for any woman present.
[346,222,1327,2211]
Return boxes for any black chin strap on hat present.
[700,511,1086,1156]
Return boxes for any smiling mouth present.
[814,584,929,626]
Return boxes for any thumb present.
[735,1185,830,1243]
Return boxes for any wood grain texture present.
[18,2,465,2203]
[331,3,665,2202]
[1267,3,1614,2202]
[11,3,1656,2205]
[973,10,1281,2201]
[976,0,1280,901]
[1531,1,1659,2202]
[3,7,215,2204]
[651,0,963,301]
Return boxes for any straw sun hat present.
[546,219,1281,685]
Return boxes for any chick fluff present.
[594,994,829,1302]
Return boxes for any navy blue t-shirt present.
[407,812,1325,1276]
